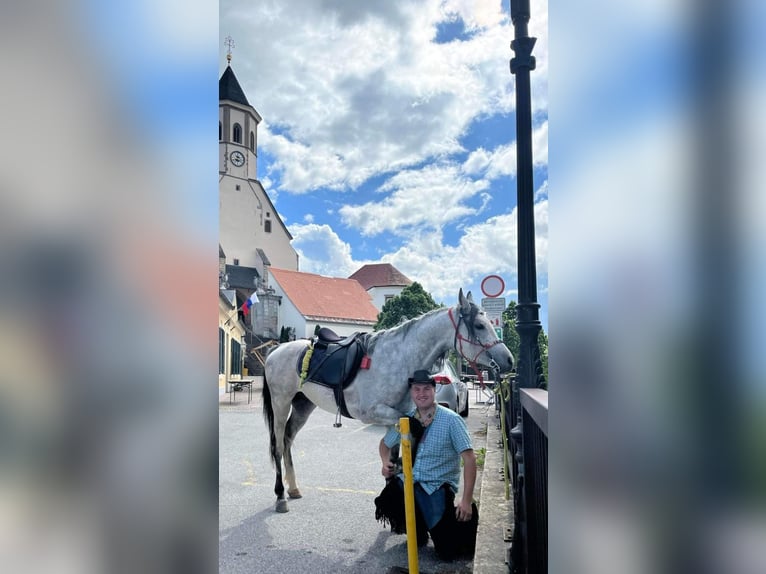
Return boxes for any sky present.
[220,0,549,330]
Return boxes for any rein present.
[448,307,503,387]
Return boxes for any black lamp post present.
[508,1,545,572]
[510,0,544,393]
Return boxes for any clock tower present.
[219,58,260,179]
[218,50,299,274]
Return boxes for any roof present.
[219,289,236,307]
[225,264,260,289]
[219,65,250,106]
[270,268,379,323]
[348,263,413,290]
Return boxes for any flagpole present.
[222,307,242,327]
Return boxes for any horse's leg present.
[262,379,293,513]
[283,393,317,499]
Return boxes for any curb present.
[473,406,513,573]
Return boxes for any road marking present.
[241,459,257,485]
[315,486,377,495]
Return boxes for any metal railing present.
[506,384,548,574]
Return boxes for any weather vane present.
[225,36,235,64]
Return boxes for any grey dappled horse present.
[262,288,514,512]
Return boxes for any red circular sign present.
[480,275,505,298]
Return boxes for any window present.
[250,131,255,151]
[230,339,242,376]
[264,220,272,233]
[219,122,222,141]
[218,328,225,374]
[235,184,240,191]
[233,123,242,143]
[385,295,396,304]
[233,258,239,265]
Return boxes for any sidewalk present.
[473,402,514,574]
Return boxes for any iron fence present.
[506,383,548,573]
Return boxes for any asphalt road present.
[219,384,493,574]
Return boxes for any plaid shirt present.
[383,405,473,495]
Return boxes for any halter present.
[448,306,504,387]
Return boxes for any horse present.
[262,288,514,512]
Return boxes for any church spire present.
[225,36,234,66]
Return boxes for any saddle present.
[296,327,370,420]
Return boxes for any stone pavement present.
[220,378,514,573]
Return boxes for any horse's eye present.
[474,324,485,330]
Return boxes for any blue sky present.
[220,0,549,330]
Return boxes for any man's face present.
[410,383,435,409]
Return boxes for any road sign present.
[480,275,505,298]
[481,297,506,328]
[494,327,502,338]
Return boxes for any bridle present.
[448,306,504,386]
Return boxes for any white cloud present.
[222,0,550,307]
[384,197,548,302]
[339,163,489,236]
[461,120,547,180]
[222,0,549,193]
[288,195,548,304]
[288,223,357,277]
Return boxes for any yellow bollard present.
[399,416,419,574]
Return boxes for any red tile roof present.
[269,268,379,323]
[348,263,413,290]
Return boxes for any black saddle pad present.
[296,336,365,389]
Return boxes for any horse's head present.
[450,288,515,375]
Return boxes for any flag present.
[240,292,259,317]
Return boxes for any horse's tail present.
[261,373,278,468]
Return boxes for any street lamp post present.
[510,0,544,393]
[508,1,545,572]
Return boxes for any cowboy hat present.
[407,369,436,386]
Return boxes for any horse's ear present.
[458,288,471,314]
[466,291,474,303]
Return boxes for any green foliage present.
[538,329,549,386]
[502,301,521,363]
[475,447,487,468]
[502,300,549,386]
[374,282,442,330]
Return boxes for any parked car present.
[430,357,469,417]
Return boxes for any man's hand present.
[381,460,396,478]
[455,499,473,522]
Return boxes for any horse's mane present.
[365,306,446,355]
[365,302,480,355]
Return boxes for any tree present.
[374,282,441,330]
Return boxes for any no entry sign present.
[480,275,505,298]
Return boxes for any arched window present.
[233,123,242,143]
[219,122,222,141]
[250,131,255,151]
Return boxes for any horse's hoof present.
[275,499,289,513]
[288,489,302,499]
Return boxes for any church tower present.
[219,48,298,274]
[219,51,260,181]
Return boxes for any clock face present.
[230,151,245,167]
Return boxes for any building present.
[219,60,298,275]
[348,263,413,311]
[219,56,299,382]
[218,288,246,396]
[269,268,380,339]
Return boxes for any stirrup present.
[333,406,342,428]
